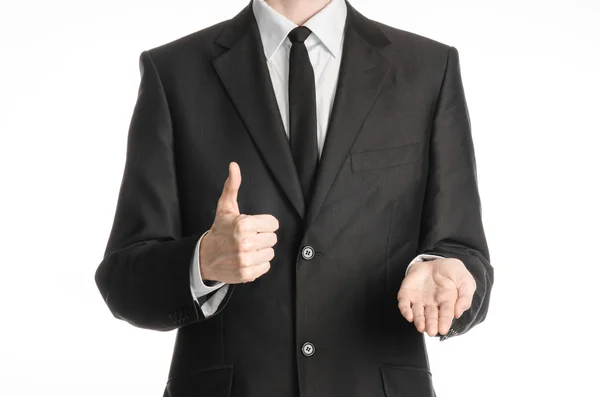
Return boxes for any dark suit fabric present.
[95,1,494,396]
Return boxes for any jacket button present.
[302,342,315,357]
[301,246,315,260]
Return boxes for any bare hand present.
[199,162,279,284]
[397,258,476,337]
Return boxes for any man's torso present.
[148,2,450,396]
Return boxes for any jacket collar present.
[251,0,347,60]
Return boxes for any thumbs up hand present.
[199,162,279,284]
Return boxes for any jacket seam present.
[431,46,453,123]
[144,51,200,321]
[416,45,453,254]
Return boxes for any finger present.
[455,278,476,318]
[237,214,280,234]
[237,232,277,252]
[241,247,276,267]
[251,261,272,278]
[411,303,426,333]
[398,297,413,322]
[239,261,271,283]
[424,304,439,337]
[437,300,454,335]
[251,232,278,250]
[217,162,242,215]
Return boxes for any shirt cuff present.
[201,284,230,317]
[405,253,445,275]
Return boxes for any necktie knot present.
[288,26,312,43]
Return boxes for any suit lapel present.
[213,2,306,219]
[212,1,392,227]
[304,2,392,229]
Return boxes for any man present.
[95,0,494,395]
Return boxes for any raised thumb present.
[216,161,241,215]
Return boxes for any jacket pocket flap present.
[166,365,233,397]
[380,364,435,397]
[351,143,420,172]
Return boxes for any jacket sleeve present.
[94,50,234,331]
[416,46,495,341]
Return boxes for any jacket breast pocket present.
[350,142,420,173]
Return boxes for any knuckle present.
[235,237,253,252]
[240,260,252,268]
[235,252,249,267]
[239,268,255,283]
[234,217,251,234]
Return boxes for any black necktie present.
[288,26,318,206]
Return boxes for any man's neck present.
[265,0,333,25]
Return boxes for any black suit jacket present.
[95,1,494,396]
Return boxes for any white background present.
[1,0,598,396]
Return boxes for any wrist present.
[407,259,434,275]
[199,230,216,283]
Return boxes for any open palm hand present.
[397,258,476,337]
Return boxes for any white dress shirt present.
[189,0,442,317]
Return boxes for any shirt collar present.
[252,0,347,61]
